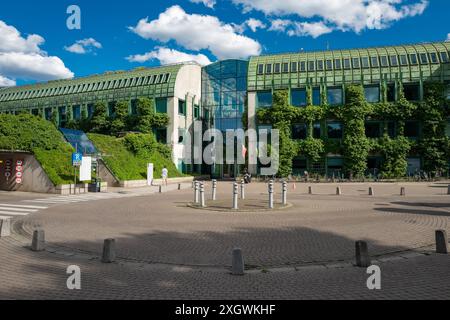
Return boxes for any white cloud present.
[129,5,261,60]
[0,20,73,84]
[0,75,16,87]
[246,18,266,32]
[269,19,332,38]
[233,0,428,34]
[126,47,212,66]
[190,0,216,9]
[64,38,102,54]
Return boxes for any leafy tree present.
[135,97,169,133]
[90,101,109,133]
[50,108,59,128]
[110,101,130,134]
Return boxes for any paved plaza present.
[0,181,449,300]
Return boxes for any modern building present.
[1,42,450,177]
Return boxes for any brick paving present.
[0,181,449,299]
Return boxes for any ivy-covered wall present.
[255,82,450,179]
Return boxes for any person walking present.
[162,167,168,187]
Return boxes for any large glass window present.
[352,58,360,68]
[300,61,306,72]
[334,59,342,70]
[292,124,307,140]
[409,54,418,65]
[156,98,167,113]
[282,63,289,73]
[327,122,343,139]
[361,57,369,68]
[73,105,81,120]
[390,55,398,66]
[178,100,186,115]
[399,55,408,65]
[440,52,449,63]
[326,60,333,70]
[313,122,321,139]
[291,89,307,107]
[420,53,428,64]
[265,64,272,74]
[405,121,420,138]
[291,62,298,73]
[257,64,264,75]
[365,122,381,138]
[387,84,396,102]
[364,86,380,103]
[343,59,351,69]
[274,63,281,73]
[327,87,343,105]
[312,88,321,106]
[308,61,315,71]
[380,56,389,67]
[257,91,272,108]
[317,60,324,71]
[371,56,379,68]
[387,121,397,138]
[429,52,439,64]
[404,83,420,101]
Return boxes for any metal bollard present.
[447,185,450,195]
[200,183,206,208]
[194,181,199,204]
[336,187,342,196]
[31,229,45,252]
[159,185,162,193]
[212,179,217,201]
[282,181,287,206]
[435,230,448,254]
[355,241,371,268]
[233,183,239,210]
[102,239,116,263]
[308,186,313,195]
[369,187,374,196]
[268,181,274,209]
[241,180,245,200]
[178,183,181,190]
[400,187,406,196]
[232,248,245,276]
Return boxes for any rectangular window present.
[154,128,167,144]
[334,59,342,70]
[308,61,315,71]
[156,98,167,113]
[364,86,380,103]
[108,102,116,117]
[290,62,298,73]
[300,61,306,72]
[87,104,94,118]
[312,87,321,106]
[282,62,289,73]
[371,56,379,68]
[390,55,398,66]
[265,64,272,74]
[429,52,438,64]
[291,89,307,107]
[380,56,389,67]
[352,58,360,68]
[387,84,396,102]
[409,54,418,65]
[257,64,264,75]
[387,121,397,138]
[257,91,273,108]
[361,57,369,68]
[405,121,420,138]
[365,122,381,138]
[420,53,428,64]
[343,59,351,69]
[326,59,333,70]
[274,63,281,73]
[73,105,81,120]
[178,100,186,115]
[327,122,343,139]
[313,122,321,139]
[292,124,307,140]
[440,51,449,63]
[131,99,138,115]
[327,87,343,105]
[404,83,420,101]
[317,60,324,71]
[399,55,408,65]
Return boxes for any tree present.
[110,101,130,134]
[90,101,109,133]
[135,97,169,133]
[50,108,59,128]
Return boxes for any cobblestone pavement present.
[0,181,449,299]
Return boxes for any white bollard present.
[233,183,239,210]
[241,180,245,200]
[194,181,199,204]
[212,180,217,201]
[200,183,206,208]
[268,181,274,209]
[282,181,288,206]
[336,187,342,196]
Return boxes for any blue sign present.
[72,153,83,166]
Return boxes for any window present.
[265,64,272,74]
[334,59,342,70]
[312,88,321,106]
[131,99,138,115]
[326,59,333,70]
[194,105,200,119]
[429,52,438,64]
[274,63,281,73]
[361,57,369,68]
[380,56,389,67]
[313,122,321,139]
[387,84,396,102]
[327,87,343,105]
[282,63,289,73]
[371,56,379,67]
[257,91,272,108]
[178,100,186,115]
[300,61,306,72]
[365,122,381,138]
[87,104,94,118]
[308,61,315,71]
[154,128,167,144]
[317,60,324,71]
[399,55,408,66]
[404,83,420,101]
[420,53,428,64]
[405,121,420,138]
[291,89,307,107]
[73,105,81,120]
[292,124,307,140]
[343,58,351,69]
[440,51,449,63]
[108,102,116,117]
[387,121,397,138]
[364,86,380,103]
[327,122,343,139]
[352,58,360,68]
[390,55,398,66]
[156,98,167,113]
[290,62,298,73]
[409,54,418,65]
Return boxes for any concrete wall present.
[0,152,56,193]
[97,159,120,187]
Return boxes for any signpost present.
[72,152,82,189]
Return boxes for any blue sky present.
[0,0,448,86]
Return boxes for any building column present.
[247,91,257,175]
